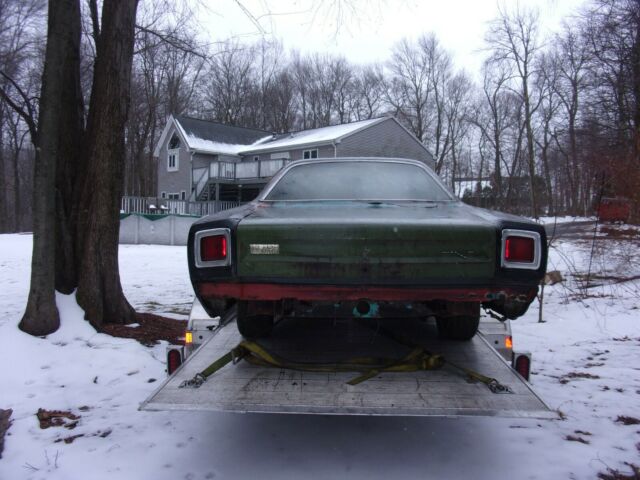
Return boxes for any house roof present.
[153,115,431,160]
[153,115,272,157]
[176,116,270,146]
[241,117,387,154]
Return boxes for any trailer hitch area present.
[487,379,513,394]
[179,373,207,389]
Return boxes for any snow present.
[535,215,597,226]
[241,117,385,153]
[1,229,639,479]
[185,135,273,156]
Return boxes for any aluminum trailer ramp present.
[141,317,553,418]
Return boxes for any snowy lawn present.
[0,230,639,480]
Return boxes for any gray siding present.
[193,153,215,170]
[157,125,191,198]
[336,118,434,168]
[241,144,335,162]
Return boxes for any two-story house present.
[153,115,434,205]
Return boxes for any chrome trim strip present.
[194,228,232,268]
[501,229,542,270]
[257,157,455,202]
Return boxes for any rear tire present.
[236,301,274,339]
[436,315,479,341]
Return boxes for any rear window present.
[264,161,452,201]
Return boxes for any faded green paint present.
[236,202,497,283]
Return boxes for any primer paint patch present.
[250,244,280,255]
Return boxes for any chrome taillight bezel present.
[194,228,231,268]
[500,229,541,270]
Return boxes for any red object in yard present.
[598,197,631,223]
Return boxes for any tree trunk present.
[76,0,138,328]
[54,0,84,294]
[11,146,20,231]
[522,80,538,218]
[19,0,82,335]
[0,111,6,234]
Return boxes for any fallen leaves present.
[36,409,80,430]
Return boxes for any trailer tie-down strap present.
[178,339,512,393]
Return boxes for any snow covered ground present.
[0,228,639,480]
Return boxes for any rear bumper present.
[197,282,537,303]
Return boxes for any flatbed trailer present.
[141,302,553,418]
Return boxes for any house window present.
[161,192,166,199]
[303,149,318,160]
[169,134,180,149]
[181,190,186,200]
[167,193,180,200]
[167,149,179,172]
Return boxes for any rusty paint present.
[198,282,536,303]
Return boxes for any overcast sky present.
[195,0,587,75]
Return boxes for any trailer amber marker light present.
[505,336,513,349]
[201,235,227,262]
[185,331,193,345]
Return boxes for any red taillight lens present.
[505,236,535,263]
[514,354,531,381]
[167,349,182,375]
[200,235,227,262]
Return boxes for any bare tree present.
[386,37,431,142]
[19,0,81,336]
[205,40,255,126]
[486,4,542,217]
[351,64,385,120]
[76,0,139,328]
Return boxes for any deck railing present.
[120,196,241,216]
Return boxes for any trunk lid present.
[236,201,497,284]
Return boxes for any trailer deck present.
[141,316,553,418]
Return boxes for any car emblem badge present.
[250,244,280,255]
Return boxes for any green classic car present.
[188,158,547,340]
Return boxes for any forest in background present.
[1,0,639,233]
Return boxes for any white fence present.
[120,196,240,216]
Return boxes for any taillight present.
[194,228,231,268]
[167,348,183,375]
[501,229,540,270]
[505,236,534,262]
[201,235,227,262]
[514,353,531,381]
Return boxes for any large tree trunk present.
[76,0,138,328]
[19,0,82,335]
[0,110,6,234]
[54,1,84,294]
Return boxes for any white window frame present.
[181,190,186,200]
[167,192,180,200]
[303,149,319,160]
[167,148,179,172]
[161,191,166,199]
